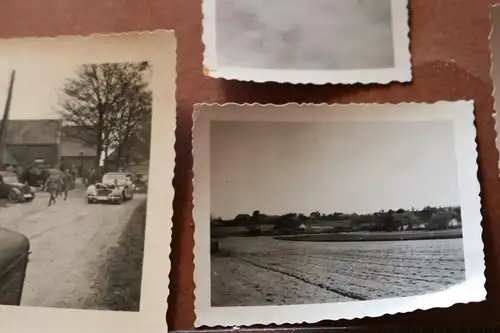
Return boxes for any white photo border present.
[0,31,176,333]
[202,0,412,85]
[192,101,485,327]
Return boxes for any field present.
[211,236,466,307]
[275,229,462,242]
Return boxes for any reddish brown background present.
[1,0,500,330]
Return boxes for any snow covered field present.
[210,237,465,306]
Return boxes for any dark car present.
[0,227,30,305]
[133,173,149,194]
[21,166,46,188]
[0,171,36,202]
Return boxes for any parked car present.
[133,173,149,194]
[0,171,36,202]
[22,166,48,188]
[0,227,30,306]
[85,172,136,204]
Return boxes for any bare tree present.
[59,62,152,170]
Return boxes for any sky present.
[0,64,79,120]
[210,120,460,219]
[215,0,394,70]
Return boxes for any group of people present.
[45,167,107,206]
[44,167,75,206]
[1,161,121,206]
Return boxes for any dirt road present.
[211,237,466,306]
[0,190,146,309]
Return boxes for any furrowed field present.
[210,237,465,306]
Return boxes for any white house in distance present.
[448,218,461,228]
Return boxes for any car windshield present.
[102,173,127,185]
[1,174,19,184]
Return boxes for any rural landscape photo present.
[215,0,395,70]
[0,61,152,311]
[210,120,466,307]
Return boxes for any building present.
[448,218,461,228]
[1,119,62,167]
[1,150,17,166]
[59,126,97,175]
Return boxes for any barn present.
[2,119,62,167]
[59,125,97,175]
[1,150,18,167]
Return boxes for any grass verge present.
[91,200,147,311]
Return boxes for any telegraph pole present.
[0,70,16,167]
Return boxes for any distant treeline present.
[210,206,462,237]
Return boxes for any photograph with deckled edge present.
[488,4,500,172]
[202,0,412,84]
[0,31,175,333]
[192,102,485,327]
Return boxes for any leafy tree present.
[428,210,453,230]
[59,62,152,169]
[376,210,399,232]
[274,214,301,231]
[309,211,321,220]
[418,206,438,222]
[402,211,420,230]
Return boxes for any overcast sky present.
[0,64,78,120]
[215,0,394,70]
[210,120,460,219]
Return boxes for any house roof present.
[60,126,97,157]
[60,138,96,157]
[0,119,62,145]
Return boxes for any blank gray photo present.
[215,0,395,70]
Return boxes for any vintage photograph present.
[202,0,411,84]
[0,32,175,333]
[0,61,151,311]
[193,102,485,327]
[489,4,500,170]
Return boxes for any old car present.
[133,173,149,194]
[86,171,136,204]
[0,171,36,202]
[0,227,30,306]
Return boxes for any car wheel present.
[87,198,93,204]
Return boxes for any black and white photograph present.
[0,32,175,333]
[193,102,485,327]
[202,0,411,84]
[488,4,500,170]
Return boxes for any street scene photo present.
[209,118,466,307]
[0,61,152,311]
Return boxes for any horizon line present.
[212,205,461,220]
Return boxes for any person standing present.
[70,165,78,189]
[86,168,98,186]
[62,168,71,201]
[46,175,62,206]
